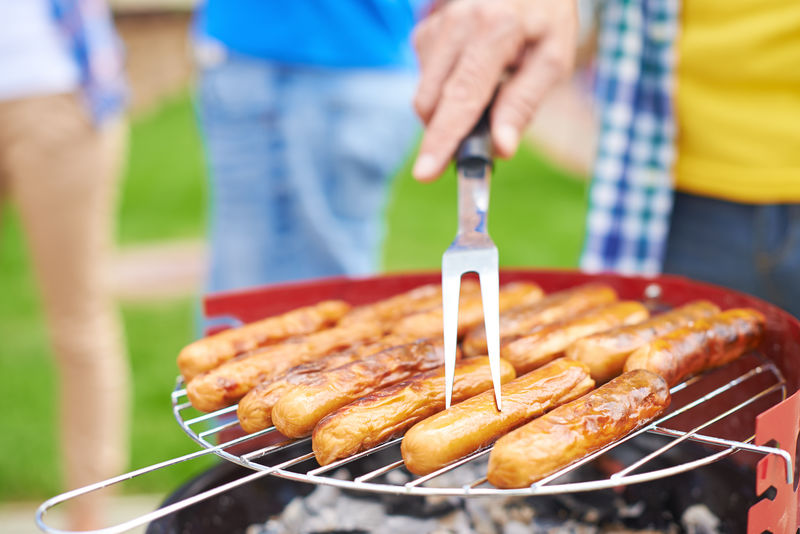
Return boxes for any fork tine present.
[444,102,496,411]
[441,267,461,409]
[478,259,502,412]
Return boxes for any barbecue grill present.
[36,270,800,533]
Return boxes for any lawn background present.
[0,93,587,500]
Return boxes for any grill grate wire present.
[172,352,793,496]
[35,352,794,534]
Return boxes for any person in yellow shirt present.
[409,0,800,316]
[664,0,800,315]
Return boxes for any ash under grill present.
[146,435,758,534]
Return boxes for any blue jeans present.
[663,192,800,317]
[197,54,418,291]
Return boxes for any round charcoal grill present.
[36,270,800,533]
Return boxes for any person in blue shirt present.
[194,1,427,292]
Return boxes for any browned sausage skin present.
[236,334,414,433]
[338,283,451,328]
[624,308,765,387]
[463,284,618,357]
[500,301,650,374]
[488,369,670,488]
[177,300,350,383]
[312,357,517,466]
[180,282,444,385]
[272,339,449,438]
[400,358,594,476]
[566,300,720,383]
[391,282,544,339]
[186,321,384,412]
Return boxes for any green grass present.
[0,92,587,501]
[118,92,208,245]
[123,300,216,493]
[0,206,59,498]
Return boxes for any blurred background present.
[0,0,595,530]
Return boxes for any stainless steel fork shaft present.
[442,109,503,411]
[456,139,491,235]
[456,158,490,233]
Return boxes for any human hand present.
[411,0,578,181]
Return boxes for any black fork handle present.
[456,106,493,173]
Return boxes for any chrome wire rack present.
[35,354,796,534]
[169,352,793,499]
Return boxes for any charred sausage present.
[501,301,649,374]
[624,308,765,387]
[487,369,670,488]
[186,321,384,412]
[272,339,449,438]
[392,282,544,339]
[400,358,594,476]
[566,300,720,383]
[236,334,413,433]
[463,284,618,356]
[312,356,517,466]
[177,300,350,383]
[338,283,456,328]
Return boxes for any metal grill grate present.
[36,353,796,534]
[171,351,794,497]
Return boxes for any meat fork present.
[442,109,502,411]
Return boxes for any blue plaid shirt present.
[51,0,126,124]
[580,0,679,276]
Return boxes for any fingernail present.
[413,154,438,181]
[494,124,520,156]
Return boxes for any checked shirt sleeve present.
[580,0,680,276]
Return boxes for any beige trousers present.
[0,93,129,528]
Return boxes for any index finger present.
[413,37,520,182]
[413,13,473,125]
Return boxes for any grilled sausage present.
[624,308,765,387]
[177,300,350,383]
[186,321,384,412]
[339,283,475,328]
[566,300,720,383]
[400,358,594,476]
[312,357,517,466]
[272,339,449,438]
[487,369,670,488]
[237,334,413,433]
[463,284,618,357]
[500,301,649,374]
[392,282,544,339]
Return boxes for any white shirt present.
[0,0,80,101]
